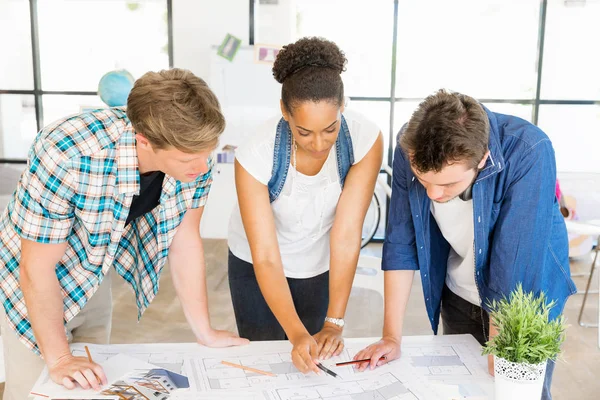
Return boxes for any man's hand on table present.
[48,353,107,391]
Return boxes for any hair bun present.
[272,37,347,83]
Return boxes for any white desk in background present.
[32,335,493,400]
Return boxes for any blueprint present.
[70,343,188,375]
[189,346,360,392]
[183,335,492,399]
[270,372,419,400]
[31,335,493,400]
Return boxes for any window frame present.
[250,0,600,239]
[0,0,174,163]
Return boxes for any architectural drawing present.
[71,343,189,375]
[272,372,418,400]
[191,349,358,391]
[31,335,493,400]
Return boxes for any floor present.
[0,164,599,399]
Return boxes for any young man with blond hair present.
[0,68,247,399]
[355,90,576,400]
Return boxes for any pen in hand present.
[316,362,340,379]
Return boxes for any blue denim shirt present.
[267,115,354,202]
[382,108,577,333]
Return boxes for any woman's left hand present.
[313,324,344,360]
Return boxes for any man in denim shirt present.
[355,90,576,400]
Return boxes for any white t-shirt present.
[430,197,481,306]
[228,109,380,278]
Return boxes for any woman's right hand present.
[48,353,108,391]
[290,332,321,374]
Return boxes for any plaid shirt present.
[0,108,213,354]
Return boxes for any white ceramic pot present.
[494,355,547,400]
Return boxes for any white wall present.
[172,0,250,80]
[172,0,297,149]
[172,0,254,238]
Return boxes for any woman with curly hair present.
[227,37,383,373]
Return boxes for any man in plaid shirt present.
[0,69,248,399]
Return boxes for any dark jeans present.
[441,285,555,400]
[228,250,329,341]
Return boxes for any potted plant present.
[482,284,566,400]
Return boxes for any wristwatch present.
[324,316,345,328]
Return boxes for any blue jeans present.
[441,285,555,400]
[228,250,329,341]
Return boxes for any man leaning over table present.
[354,90,576,400]
[0,68,248,400]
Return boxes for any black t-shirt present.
[125,171,165,226]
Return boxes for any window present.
[37,0,170,92]
[254,0,599,169]
[0,0,33,90]
[0,0,172,161]
[482,103,533,122]
[538,0,600,174]
[295,0,394,98]
[393,101,422,140]
[395,0,540,100]
[538,105,600,173]
[0,94,37,159]
[541,0,600,100]
[42,95,106,126]
[346,100,391,152]
[254,0,599,239]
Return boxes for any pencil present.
[221,360,276,377]
[84,345,93,363]
[84,345,104,385]
[29,392,49,398]
[335,356,387,366]
[316,362,339,379]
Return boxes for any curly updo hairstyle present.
[272,37,347,114]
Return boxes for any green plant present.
[482,283,566,365]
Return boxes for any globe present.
[98,70,135,107]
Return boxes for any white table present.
[32,335,494,400]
